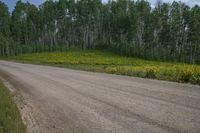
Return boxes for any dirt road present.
[0,60,200,133]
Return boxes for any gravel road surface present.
[0,60,200,133]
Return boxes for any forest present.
[0,0,200,64]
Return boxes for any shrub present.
[191,73,200,84]
[145,67,157,78]
[105,67,117,73]
[178,69,193,82]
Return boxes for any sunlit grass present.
[0,81,26,133]
[7,50,200,84]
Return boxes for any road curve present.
[0,60,200,133]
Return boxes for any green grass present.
[5,50,200,84]
[0,81,26,133]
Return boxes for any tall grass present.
[0,81,26,133]
[6,50,200,84]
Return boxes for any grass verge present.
[4,50,200,85]
[0,80,26,133]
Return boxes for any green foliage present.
[0,1,10,37]
[145,67,157,79]
[0,34,16,56]
[177,68,200,83]
[0,81,26,133]
[0,0,200,63]
[191,73,200,84]
[178,69,193,82]
[0,33,69,56]
[105,67,118,74]
[6,50,200,84]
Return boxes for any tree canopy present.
[0,0,200,64]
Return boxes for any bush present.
[105,67,117,73]
[145,67,157,78]
[178,69,193,82]
[191,73,200,84]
